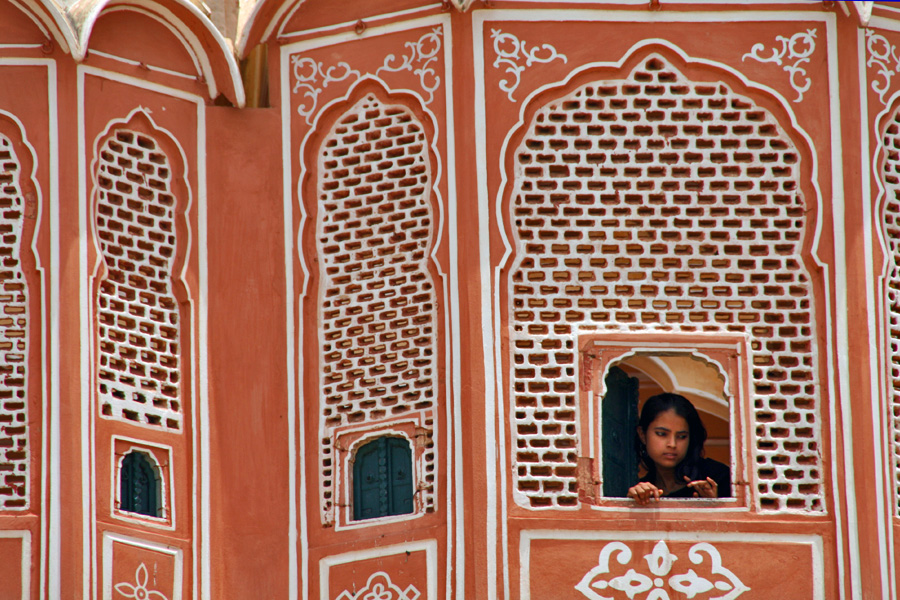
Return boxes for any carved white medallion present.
[113,563,169,600]
[491,28,567,102]
[292,28,444,125]
[334,572,420,600]
[742,29,817,102]
[866,30,900,106]
[575,541,749,600]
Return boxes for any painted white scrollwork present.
[335,571,421,600]
[491,28,567,102]
[376,27,443,105]
[291,56,361,125]
[866,29,900,106]
[742,29,817,103]
[113,563,169,600]
[576,541,750,600]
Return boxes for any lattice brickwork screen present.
[316,94,438,517]
[508,55,822,511]
[882,107,900,512]
[95,129,182,431]
[0,134,29,509]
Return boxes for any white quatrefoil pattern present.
[575,540,749,600]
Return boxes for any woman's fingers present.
[685,476,718,498]
[627,482,661,505]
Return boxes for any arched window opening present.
[119,451,162,517]
[352,437,414,521]
[602,353,732,499]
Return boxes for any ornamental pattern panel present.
[95,129,182,431]
[507,54,822,511]
[0,133,29,510]
[881,104,900,512]
[316,93,438,517]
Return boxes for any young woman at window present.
[627,393,731,505]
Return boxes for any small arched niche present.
[118,449,163,518]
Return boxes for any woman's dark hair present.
[636,392,708,482]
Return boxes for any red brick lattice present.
[882,108,900,513]
[316,94,438,518]
[508,55,822,511]
[0,134,28,509]
[95,129,182,431]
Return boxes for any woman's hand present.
[627,482,662,505]
[685,476,718,498]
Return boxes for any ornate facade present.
[0,0,895,598]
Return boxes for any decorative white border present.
[281,13,460,600]
[0,530,32,600]
[101,531,183,600]
[859,19,900,600]
[319,539,438,600]
[110,435,175,530]
[473,9,849,600]
[519,530,824,600]
[0,57,57,600]
[77,66,209,600]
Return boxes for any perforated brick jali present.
[881,108,900,513]
[316,94,438,518]
[508,55,822,511]
[0,134,29,509]
[96,129,182,431]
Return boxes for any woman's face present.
[639,408,690,471]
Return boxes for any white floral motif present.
[335,572,421,600]
[113,563,168,600]
[742,29,817,102]
[575,541,749,600]
[491,29,567,102]
[866,30,900,106]
[376,27,443,104]
[291,56,361,125]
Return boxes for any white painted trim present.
[857,27,895,600]
[473,8,848,599]
[71,0,245,106]
[279,40,302,600]
[319,540,438,600]
[77,65,207,600]
[0,57,56,600]
[275,2,442,43]
[519,530,825,600]
[93,5,204,77]
[282,14,459,599]
[101,532,183,600]
[86,49,199,82]
[0,530,32,600]
[471,18,507,600]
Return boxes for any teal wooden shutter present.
[602,366,639,498]
[353,437,413,520]
[120,452,158,516]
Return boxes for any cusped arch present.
[90,108,192,431]
[874,91,900,515]
[502,44,825,512]
[301,78,444,522]
[0,111,42,511]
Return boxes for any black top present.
[640,457,731,499]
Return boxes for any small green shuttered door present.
[120,452,158,517]
[602,366,639,498]
[353,437,414,521]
